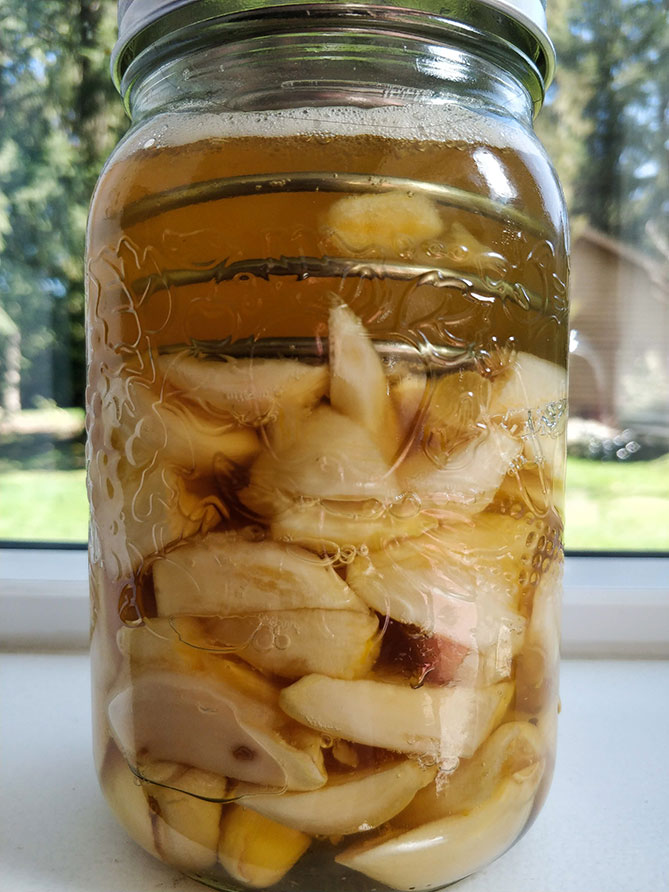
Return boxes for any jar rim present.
[111,0,555,96]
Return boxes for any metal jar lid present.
[112,0,555,96]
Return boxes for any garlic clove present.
[236,759,437,836]
[152,531,367,617]
[279,674,512,762]
[218,805,310,889]
[155,609,381,681]
[158,352,329,427]
[328,302,400,461]
[335,762,543,890]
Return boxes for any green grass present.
[0,469,88,542]
[0,454,667,550]
[564,454,669,551]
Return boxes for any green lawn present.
[564,454,669,551]
[0,469,88,541]
[0,455,667,550]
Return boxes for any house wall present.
[568,234,669,430]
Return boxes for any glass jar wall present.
[87,4,568,889]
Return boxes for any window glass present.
[0,0,125,543]
[536,0,669,551]
[0,0,667,550]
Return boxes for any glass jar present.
[87,1,568,889]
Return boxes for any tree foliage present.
[537,0,669,253]
[0,0,125,408]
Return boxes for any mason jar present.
[86,1,569,888]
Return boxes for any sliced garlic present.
[123,377,260,474]
[347,531,526,680]
[271,498,435,554]
[89,455,222,579]
[237,759,437,836]
[279,674,512,762]
[240,405,401,515]
[158,352,329,427]
[152,531,366,617]
[157,609,381,680]
[328,302,400,460]
[399,426,523,517]
[397,720,543,826]
[111,628,326,790]
[489,352,567,476]
[489,352,567,420]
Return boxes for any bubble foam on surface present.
[119,101,531,160]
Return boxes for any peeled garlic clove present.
[218,805,310,889]
[153,531,367,616]
[424,368,492,449]
[489,352,567,421]
[347,532,526,665]
[489,352,567,477]
[397,720,543,826]
[237,759,437,836]
[335,762,543,890]
[444,222,507,277]
[150,764,227,873]
[428,513,541,611]
[241,405,401,513]
[111,629,327,790]
[279,674,512,762]
[139,759,229,800]
[99,742,158,857]
[515,558,563,714]
[390,372,432,444]
[124,377,260,474]
[165,609,381,680]
[271,499,435,554]
[158,353,329,427]
[326,192,443,254]
[328,302,400,460]
[346,531,480,631]
[399,426,522,517]
[108,672,325,790]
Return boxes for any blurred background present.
[0,0,667,550]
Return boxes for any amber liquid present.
[87,123,567,891]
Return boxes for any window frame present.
[2,545,667,655]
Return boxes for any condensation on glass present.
[86,1,569,889]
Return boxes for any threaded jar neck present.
[115,2,552,119]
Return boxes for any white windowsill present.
[1,548,668,655]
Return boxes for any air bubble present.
[143,138,156,149]
[391,491,422,518]
[252,626,275,652]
